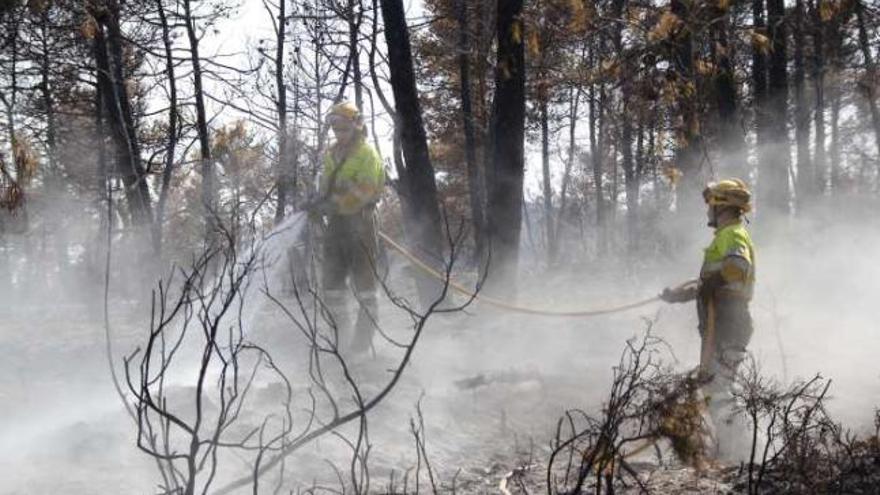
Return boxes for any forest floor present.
[0,272,719,494]
[1,236,878,494]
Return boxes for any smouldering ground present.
[2,221,879,494]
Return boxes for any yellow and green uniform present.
[697,220,755,359]
[319,137,385,354]
[699,221,755,300]
[697,220,756,458]
[320,138,385,216]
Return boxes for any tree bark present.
[484,0,526,295]
[828,11,845,191]
[761,0,791,217]
[810,0,827,194]
[613,0,637,254]
[793,0,813,207]
[154,0,179,253]
[540,97,552,255]
[671,0,702,210]
[273,0,291,224]
[348,0,364,110]
[379,0,444,301]
[182,0,215,243]
[456,0,485,261]
[591,81,609,254]
[713,1,748,179]
[91,3,152,226]
[854,0,880,173]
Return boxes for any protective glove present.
[660,280,698,303]
[660,287,683,303]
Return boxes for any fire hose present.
[377,230,663,317]
[380,230,719,469]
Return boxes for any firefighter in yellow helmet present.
[660,178,756,459]
[316,101,385,355]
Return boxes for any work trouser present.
[697,294,753,460]
[321,208,379,354]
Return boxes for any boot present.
[322,289,351,350]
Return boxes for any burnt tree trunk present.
[484,0,526,294]
[671,0,702,211]
[613,0,637,254]
[379,0,444,301]
[273,0,291,224]
[713,0,748,179]
[855,0,880,173]
[348,0,364,110]
[91,3,152,226]
[829,15,844,191]
[540,96,552,256]
[761,0,791,217]
[456,0,485,260]
[794,0,814,206]
[183,0,215,243]
[154,0,178,253]
[810,0,827,193]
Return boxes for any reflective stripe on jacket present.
[700,221,756,299]
[321,138,385,215]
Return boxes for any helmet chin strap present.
[707,204,719,228]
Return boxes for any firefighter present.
[660,178,756,459]
[316,101,385,355]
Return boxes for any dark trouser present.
[321,209,379,353]
[697,295,753,459]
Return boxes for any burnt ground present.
[1,245,878,494]
[0,281,716,494]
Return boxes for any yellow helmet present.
[703,178,752,213]
[326,101,360,124]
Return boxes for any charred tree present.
[794,0,814,206]
[854,0,880,173]
[613,0,637,254]
[90,1,153,226]
[713,0,748,180]
[760,0,792,217]
[540,90,552,256]
[273,0,291,224]
[589,77,606,239]
[484,0,526,294]
[670,0,702,211]
[456,0,485,260]
[828,13,845,191]
[752,0,769,190]
[154,0,179,253]
[182,0,215,244]
[810,0,827,193]
[348,0,364,110]
[379,0,444,300]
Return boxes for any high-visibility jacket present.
[321,138,385,216]
[700,221,756,300]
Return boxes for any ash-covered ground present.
[2,216,879,494]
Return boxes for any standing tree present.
[379,0,444,301]
[760,0,792,217]
[484,0,526,294]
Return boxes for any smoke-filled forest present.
[1,0,880,493]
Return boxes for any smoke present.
[2,191,879,492]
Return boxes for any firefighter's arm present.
[698,254,750,298]
[720,254,750,283]
[660,279,699,303]
[330,153,384,214]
